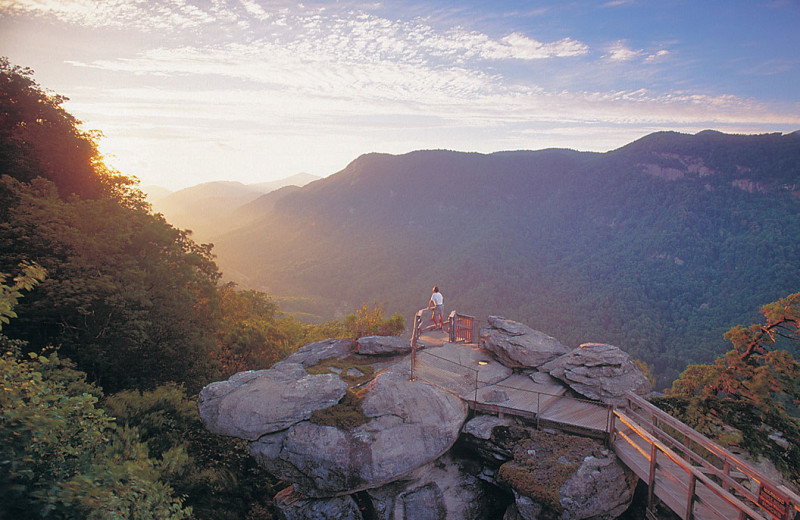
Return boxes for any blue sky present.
[1,0,799,190]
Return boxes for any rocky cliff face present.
[198,318,651,520]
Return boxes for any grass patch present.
[307,355,375,430]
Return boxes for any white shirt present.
[430,292,443,306]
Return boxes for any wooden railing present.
[448,311,475,343]
[612,392,800,520]
[408,310,800,520]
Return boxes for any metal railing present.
[413,346,612,438]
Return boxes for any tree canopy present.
[656,293,800,486]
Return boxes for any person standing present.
[428,286,444,330]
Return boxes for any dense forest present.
[1,57,799,519]
[0,59,400,519]
[207,129,800,388]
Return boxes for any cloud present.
[1,0,218,30]
[645,49,670,62]
[604,40,642,62]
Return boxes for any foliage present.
[0,261,46,329]
[0,348,190,519]
[342,301,405,338]
[1,175,222,392]
[103,384,280,520]
[0,59,291,518]
[216,284,306,378]
[658,293,800,486]
[0,57,142,204]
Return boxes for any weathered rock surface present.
[197,362,347,441]
[498,429,636,520]
[557,453,637,520]
[274,486,363,520]
[357,335,411,356]
[540,343,651,406]
[247,367,468,496]
[281,337,356,368]
[461,415,519,464]
[481,316,571,368]
[367,453,491,520]
[198,321,647,519]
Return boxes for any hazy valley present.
[158,130,800,388]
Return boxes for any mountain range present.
[143,172,319,242]
[177,130,800,387]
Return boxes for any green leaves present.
[0,348,191,519]
[0,260,45,329]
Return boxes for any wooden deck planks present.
[412,338,777,520]
[613,427,750,520]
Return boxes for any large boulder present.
[248,366,469,496]
[197,362,347,441]
[366,453,491,520]
[481,317,571,368]
[557,453,637,520]
[498,429,636,520]
[274,486,363,520]
[540,343,651,406]
[281,337,357,368]
[357,335,411,356]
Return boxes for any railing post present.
[685,474,697,520]
[647,443,657,509]
[607,406,615,447]
[409,310,423,381]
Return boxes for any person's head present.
[433,286,439,293]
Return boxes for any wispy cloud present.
[4,0,797,188]
[604,40,641,62]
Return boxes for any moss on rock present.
[497,429,600,513]
[307,355,375,430]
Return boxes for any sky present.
[1,1,799,190]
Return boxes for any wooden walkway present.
[411,321,800,520]
[415,329,611,438]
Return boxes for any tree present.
[342,301,405,338]
[0,261,46,328]
[216,283,305,378]
[657,293,800,485]
[0,273,190,519]
[102,384,280,520]
[1,176,222,392]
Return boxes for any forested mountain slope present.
[211,131,800,387]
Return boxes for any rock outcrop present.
[198,318,650,520]
[249,364,467,497]
[357,335,411,356]
[481,316,571,368]
[540,342,651,406]
[197,362,347,441]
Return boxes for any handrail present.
[624,391,800,517]
[447,310,476,343]
[409,309,425,381]
[415,348,611,435]
[614,409,769,520]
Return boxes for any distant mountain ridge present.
[145,173,319,241]
[204,131,800,387]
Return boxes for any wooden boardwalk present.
[415,330,611,437]
[411,325,800,520]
